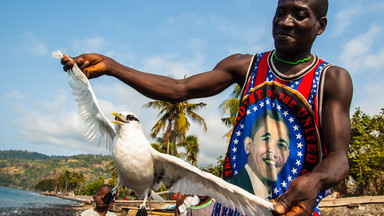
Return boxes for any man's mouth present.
[263,157,281,168]
[275,30,294,39]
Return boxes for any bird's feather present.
[53,50,274,215]
[52,50,115,152]
[150,148,274,216]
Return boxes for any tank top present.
[215,50,331,216]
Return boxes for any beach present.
[0,204,87,216]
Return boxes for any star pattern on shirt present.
[225,55,328,213]
[228,60,330,202]
[269,105,304,199]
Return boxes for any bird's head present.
[111,112,140,126]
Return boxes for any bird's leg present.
[148,193,153,216]
[139,194,147,209]
[102,181,120,204]
[137,192,153,216]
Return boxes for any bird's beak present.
[111,112,125,126]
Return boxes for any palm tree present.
[143,100,207,156]
[178,135,200,166]
[151,134,178,156]
[219,84,242,141]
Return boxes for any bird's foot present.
[102,191,115,204]
[135,205,148,216]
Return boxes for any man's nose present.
[266,143,278,157]
[279,14,295,27]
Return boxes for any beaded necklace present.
[273,51,311,65]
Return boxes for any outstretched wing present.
[150,149,275,216]
[52,50,115,151]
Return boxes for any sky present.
[1,0,384,167]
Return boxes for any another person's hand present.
[273,174,321,216]
[61,53,114,79]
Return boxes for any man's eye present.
[295,11,308,20]
[262,136,271,141]
[278,143,288,150]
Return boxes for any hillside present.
[0,150,113,190]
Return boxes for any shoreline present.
[0,204,88,216]
[43,192,93,204]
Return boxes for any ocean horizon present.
[0,186,80,209]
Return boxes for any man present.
[81,184,117,216]
[61,0,353,215]
[227,109,291,199]
[175,193,215,216]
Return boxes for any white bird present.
[52,50,275,216]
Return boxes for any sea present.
[0,186,80,208]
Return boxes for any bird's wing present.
[150,149,275,216]
[52,50,115,151]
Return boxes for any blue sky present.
[1,0,383,166]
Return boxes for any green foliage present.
[219,84,241,141]
[82,176,105,195]
[143,99,207,156]
[0,150,49,160]
[57,170,85,193]
[200,155,225,178]
[0,151,113,190]
[349,108,384,195]
[178,135,200,166]
[35,179,57,192]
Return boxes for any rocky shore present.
[0,204,87,216]
[1,194,383,216]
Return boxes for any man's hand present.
[61,53,112,79]
[273,173,321,216]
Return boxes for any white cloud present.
[13,32,48,56]
[352,77,384,116]
[5,91,25,101]
[141,53,206,77]
[363,47,384,71]
[340,25,382,74]
[71,37,110,54]
[333,6,362,36]
[7,90,124,155]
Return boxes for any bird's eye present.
[126,114,139,122]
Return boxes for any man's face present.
[272,0,325,54]
[245,116,290,184]
[94,186,112,208]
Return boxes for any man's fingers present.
[61,54,75,71]
[79,60,90,70]
[63,61,74,71]
[275,193,293,214]
[275,203,287,214]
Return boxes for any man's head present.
[94,184,114,209]
[244,110,290,186]
[309,0,328,19]
[273,0,328,54]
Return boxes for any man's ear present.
[244,137,252,154]
[317,16,327,35]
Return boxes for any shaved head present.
[311,0,328,19]
[278,0,328,19]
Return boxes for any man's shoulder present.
[80,208,117,216]
[80,208,95,216]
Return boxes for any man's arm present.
[274,66,353,216]
[61,53,252,103]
